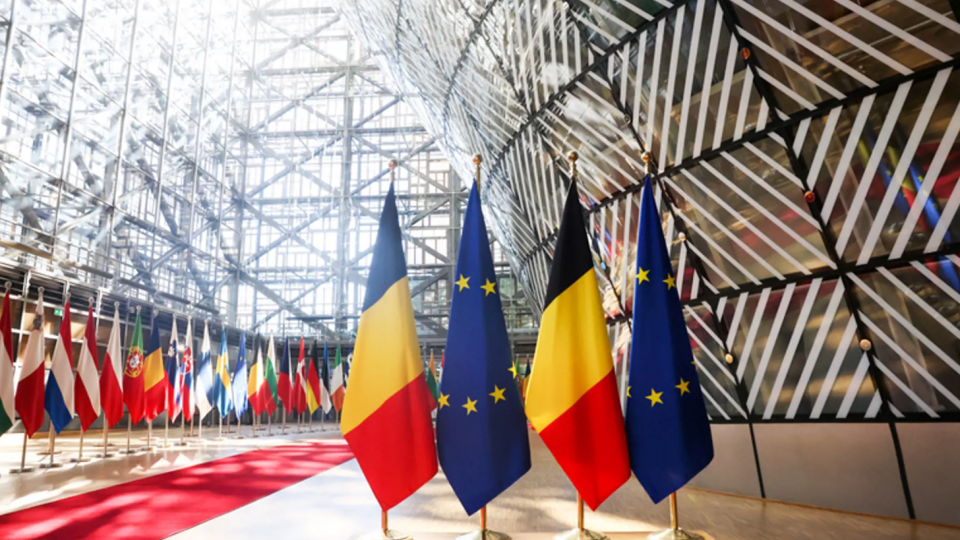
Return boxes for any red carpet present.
[0,441,354,540]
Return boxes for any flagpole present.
[40,424,62,468]
[281,406,286,434]
[10,423,35,474]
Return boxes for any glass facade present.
[341,0,960,424]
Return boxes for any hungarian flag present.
[144,315,167,422]
[123,310,145,425]
[278,337,293,411]
[0,289,14,436]
[330,344,345,412]
[305,340,322,414]
[425,350,439,407]
[75,305,101,432]
[341,182,437,511]
[247,336,266,416]
[524,180,631,510]
[181,318,194,423]
[263,336,279,416]
[165,317,181,421]
[100,306,124,428]
[45,300,75,434]
[16,295,45,437]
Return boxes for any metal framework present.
[0,0,536,348]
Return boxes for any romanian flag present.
[342,182,438,511]
[123,311,145,425]
[213,329,233,416]
[143,315,167,421]
[524,180,631,510]
[305,340,321,414]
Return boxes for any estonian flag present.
[341,181,437,511]
[436,182,531,516]
[625,178,714,503]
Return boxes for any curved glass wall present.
[341,0,960,427]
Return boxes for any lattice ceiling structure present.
[341,0,960,425]
[0,0,535,345]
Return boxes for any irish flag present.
[341,182,437,510]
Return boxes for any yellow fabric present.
[247,361,261,398]
[305,375,320,413]
[144,349,165,390]
[341,277,423,435]
[524,270,614,431]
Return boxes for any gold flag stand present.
[647,493,702,540]
[354,510,412,540]
[456,505,510,540]
[554,493,607,540]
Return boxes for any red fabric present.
[100,352,123,429]
[344,375,438,511]
[537,370,630,511]
[144,381,166,422]
[262,379,276,415]
[15,369,44,438]
[122,345,144,425]
[0,441,354,540]
[307,359,321,410]
[277,373,292,411]
[75,307,99,431]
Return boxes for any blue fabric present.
[44,373,72,434]
[214,330,233,415]
[436,184,531,515]
[362,182,406,310]
[166,335,179,406]
[625,179,714,504]
[232,331,248,417]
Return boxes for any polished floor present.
[1,426,958,540]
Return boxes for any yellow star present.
[438,392,450,408]
[482,279,497,296]
[627,386,632,398]
[646,389,663,406]
[456,274,470,291]
[676,379,690,395]
[663,274,676,289]
[508,364,518,378]
[463,396,478,415]
[636,268,650,284]
[490,386,506,403]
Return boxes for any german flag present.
[341,181,438,511]
[524,179,631,510]
[143,315,167,422]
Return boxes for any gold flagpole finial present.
[567,151,579,180]
[473,154,482,193]
[4,281,10,292]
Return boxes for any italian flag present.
[329,344,345,412]
[0,290,14,436]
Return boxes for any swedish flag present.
[436,183,531,515]
[625,178,714,503]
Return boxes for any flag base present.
[69,457,92,463]
[350,529,412,540]
[8,467,35,474]
[554,529,608,540]
[456,530,511,540]
[96,452,116,458]
[214,437,227,441]
[39,462,63,469]
[647,529,703,540]
[36,450,62,456]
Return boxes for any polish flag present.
[99,306,124,428]
[16,295,46,437]
[74,305,101,431]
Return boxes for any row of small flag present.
[344,170,714,516]
[0,297,349,440]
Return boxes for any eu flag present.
[436,183,531,516]
[625,178,714,504]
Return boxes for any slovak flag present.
[99,305,124,428]
[194,321,214,420]
[45,300,75,434]
[181,318,194,423]
[74,304,101,432]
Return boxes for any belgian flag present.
[341,181,438,511]
[524,179,631,510]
